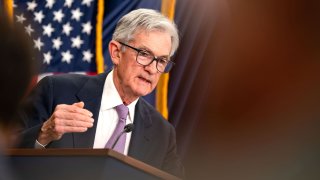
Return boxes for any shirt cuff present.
[35,139,47,149]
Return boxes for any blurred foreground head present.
[0,15,35,134]
[183,0,320,179]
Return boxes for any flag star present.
[61,50,73,64]
[52,37,63,50]
[71,36,83,49]
[16,13,26,23]
[43,23,55,37]
[71,8,83,21]
[81,21,92,35]
[34,10,45,24]
[43,51,52,64]
[13,2,17,8]
[27,1,37,11]
[81,0,94,7]
[62,22,73,36]
[45,0,55,9]
[25,24,34,36]
[82,50,93,62]
[64,0,74,8]
[53,9,64,23]
[34,37,44,50]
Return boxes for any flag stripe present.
[157,0,176,120]
[96,0,105,73]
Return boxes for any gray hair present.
[112,9,179,57]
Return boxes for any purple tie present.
[105,104,129,154]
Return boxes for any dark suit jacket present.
[19,73,183,177]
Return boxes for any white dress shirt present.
[93,70,138,155]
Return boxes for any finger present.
[52,111,94,123]
[72,101,84,108]
[55,126,89,133]
[55,104,93,117]
[57,104,92,116]
[54,118,94,128]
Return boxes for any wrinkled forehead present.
[128,26,169,42]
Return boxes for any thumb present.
[72,101,84,108]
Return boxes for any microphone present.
[111,123,134,149]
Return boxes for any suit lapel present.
[128,99,153,161]
[73,73,107,148]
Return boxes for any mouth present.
[138,76,152,84]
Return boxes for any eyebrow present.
[137,45,170,58]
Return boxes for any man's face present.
[113,30,172,99]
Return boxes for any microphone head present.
[124,123,134,133]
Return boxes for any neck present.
[112,70,138,106]
[120,95,137,106]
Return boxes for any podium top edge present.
[6,148,181,180]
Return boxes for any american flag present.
[13,0,98,78]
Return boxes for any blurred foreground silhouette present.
[0,13,35,180]
[179,0,320,179]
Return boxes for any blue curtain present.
[169,0,217,158]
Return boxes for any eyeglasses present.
[118,41,175,73]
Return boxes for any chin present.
[134,88,152,97]
[132,85,153,96]
[138,91,151,97]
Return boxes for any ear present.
[109,40,122,65]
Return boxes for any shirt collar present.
[100,70,139,120]
[127,98,138,122]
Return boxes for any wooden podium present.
[7,149,180,180]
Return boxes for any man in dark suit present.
[19,9,183,177]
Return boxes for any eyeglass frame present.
[118,41,175,73]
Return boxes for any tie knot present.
[115,104,129,121]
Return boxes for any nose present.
[144,60,158,74]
